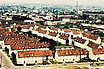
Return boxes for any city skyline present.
[0,0,104,7]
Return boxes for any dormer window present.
[22,47,24,48]
[81,52,83,54]
[101,51,103,53]
[0,35,2,37]
[66,53,68,54]
[32,54,34,56]
[27,54,30,56]
[19,47,21,49]
[47,54,49,55]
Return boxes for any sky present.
[0,0,104,6]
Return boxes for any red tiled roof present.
[73,25,77,27]
[63,29,72,32]
[0,29,9,33]
[28,38,40,42]
[18,50,52,58]
[87,41,99,49]
[48,32,58,37]
[72,30,82,34]
[10,40,48,50]
[50,27,59,31]
[12,25,21,29]
[27,24,35,27]
[39,25,46,29]
[74,37,87,44]
[0,27,3,29]
[11,43,36,50]
[38,29,47,34]
[4,39,16,45]
[10,38,40,45]
[2,32,30,45]
[59,34,69,40]
[22,25,30,29]
[4,32,17,36]
[83,33,98,40]
[92,48,104,54]
[102,39,104,42]
[57,49,87,56]
[36,43,49,48]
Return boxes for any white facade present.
[55,51,87,62]
[94,54,104,60]
[9,48,49,56]
[62,18,70,22]
[16,56,53,64]
[21,29,29,32]
[82,36,101,44]
[74,41,89,49]
[57,37,72,45]
[102,42,104,47]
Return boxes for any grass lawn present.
[36,66,88,69]
[91,63,104,67]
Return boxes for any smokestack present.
[76,0,78,14]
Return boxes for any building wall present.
[74,41,89,49]
[73,34,83,38]
[45,21,57,25]
[55,55,86,62]
[102,42,104,47]
[57,37,72,45]
[82,36,101,44]
[94,54,104,60]
[16,56,53,64]
[62,18,70,22]
[21,29,29,32]
[9,48,49,56]
[32,30,39,35]
[49,36,58,41]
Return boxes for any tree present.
[17,27,22,32]
[66,39,69,46]
[11,52,17,65]
[5,47,9,54]
[11,52,16,58]
[27,31,33,38]
[64,26,69,29]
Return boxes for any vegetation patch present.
[50,59,57,64]
[90,63,104,67]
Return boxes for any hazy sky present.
[0,0,104,6]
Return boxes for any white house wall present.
[16,56,53,64]
[56,55,86,62]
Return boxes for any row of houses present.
[0,23,103,65]
[74,37,101,49]
[0,27,87,65]
[12,23,102,46]
[16,48,104,65]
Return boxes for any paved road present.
[0,50,17,69]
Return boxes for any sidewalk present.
[0,49,14,67]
